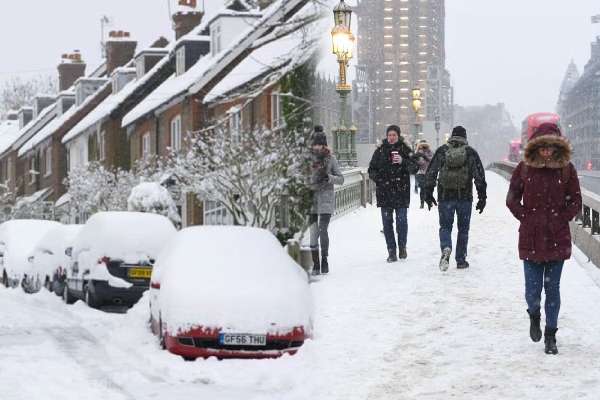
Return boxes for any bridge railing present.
[488,161,600,268]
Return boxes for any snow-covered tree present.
[0,75,57,118]
[128,182,181,225]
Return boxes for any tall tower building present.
[356,0,452,140]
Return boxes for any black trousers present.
[309,214,332,257]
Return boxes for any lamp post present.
[411,87,422,144]
[331,0,357,167]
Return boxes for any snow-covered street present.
[2,171,600,400]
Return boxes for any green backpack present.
[438,143,469,191]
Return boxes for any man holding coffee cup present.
[368,125,418,262]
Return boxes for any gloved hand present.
[425,193,437,211]
[476,198,486,214]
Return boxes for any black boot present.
[321,256,329,274]
[311,250,321,276]
[387,249,398,263]
[527,309,542,342]
[544,327,558,355]
[398,247,407,260]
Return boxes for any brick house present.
[122,0,311,226]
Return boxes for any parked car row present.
[0,214,313,360]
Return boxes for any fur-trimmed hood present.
[416,142,431,152]
[524,135,572,169]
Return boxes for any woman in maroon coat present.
[506,122,582,355]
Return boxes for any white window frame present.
[29,157,36,185]
[136,58,145,79]
[176,47,186,76]
[44,146,52,177]
[271,92,282,129]
[142,132,151,159]
[170,115,182,152]
[7,156,12,183]
[229,109,242,145]
[98,131,106,161]
[210,23,222,56]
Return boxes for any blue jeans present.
[524,260,564,329]
[438,200,472,263]
[381,208,408,251]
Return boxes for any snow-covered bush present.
[127,182,180,225]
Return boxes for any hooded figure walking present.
[309,126,344,275]
[424,126,487,271]
[415,140,433,208]
[368,125,418,262]
[506,122,582,355]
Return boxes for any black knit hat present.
[312,132,327,146]
[452,126,467,138]
[386,125,401,135]
[314,125,324,133]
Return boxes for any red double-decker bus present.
[521,112,561,145]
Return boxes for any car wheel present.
[182,356,196,362]
[2,270,8,287]
[63,284,76,305]
[84,284,97,309]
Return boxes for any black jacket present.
[424,137,487,202]
[368,138,417,209]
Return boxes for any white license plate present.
[219,333,267,347]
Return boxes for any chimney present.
[172,0,204,40]
[18,107,33,129]
[57,51,86,91]
[106,30,137,74]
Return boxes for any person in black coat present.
[368,125,418,262]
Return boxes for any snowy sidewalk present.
[1,172,600,400]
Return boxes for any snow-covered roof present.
[205,4,320,103]
[7,104,57,156]
[63,54,171,144]
[19,82,111,156]
[122,0,308,127]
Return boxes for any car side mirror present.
[65,247,73,257]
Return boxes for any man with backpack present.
[424,126,487,271]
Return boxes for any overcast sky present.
[1,1,599,124]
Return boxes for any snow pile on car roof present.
[73,212,176,263]
[156,226,312,334]
[0,220,61,277]
[28,224,83,277]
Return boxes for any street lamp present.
[411,87,422,142]
[331,0,357,167]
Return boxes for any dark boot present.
[527,309,542,342]
[387,249,398,263]
[457,261,470,269]
[321,256,329,274]
[398,247,407,260]
[544,327,558,355]
[311,250,321,276]
[420,201,424,209]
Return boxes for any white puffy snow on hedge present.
[0,220,61,279]
[127,182,180,224]
[72,212,177,264]
[156,226,313,335]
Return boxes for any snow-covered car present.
[150,226,313,360]
[24,224,83,294]
[64,212,176,308]
[0,220,62,289]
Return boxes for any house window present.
[44,147,52,177]
[271,93,282,129]
[229,109,242,145]
[7,156,12,183]
[98,131,106,161]
[176,47,186,76]
[170,115,182,152]
[211,23,222,56]
[29,157,36,184]
[142,132,151,158]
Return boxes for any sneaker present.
[439,248,451,272]
[457,261,470,269]
[398,247,407,259]
[387,249,398,263]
